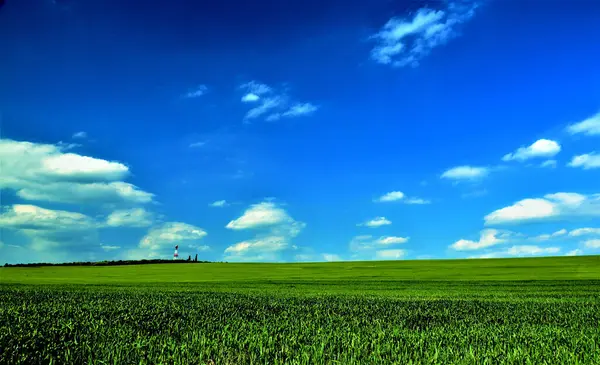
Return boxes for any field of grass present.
[1,256,599,364]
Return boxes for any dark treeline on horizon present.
[3,258,217,268]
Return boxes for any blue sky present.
[1,0,600,264]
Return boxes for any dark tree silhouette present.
[194,254,198,262]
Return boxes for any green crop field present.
[1,256,600,364]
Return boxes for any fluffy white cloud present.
[502,139,561,162]
[359,217,392,228]
[72,131,87,139]
[584,239,600,249]
[0,204,99,252]
[239,81,318,122]
[568,153,600,169]
[0,139,153,206]
[241,93,260,102]
[375,249,406,260]
[567,111,600,136]
[485,192,600,225]
[0,204,95,231]
[375,191,405,202]
[209,200,228,208]
[224,201,305,262]
[569,228,600,237]
[441,166,489,180]
[450,229,508,251]
[184,85,208,98]
[106,208,153,227]
[369,2,478,67]
[226,202,295,230]
[137,222,208,257]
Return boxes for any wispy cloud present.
[568,152,600,169]
[567,111,600,136]
[569,227,600,237]
[189,141,206,148]
[239,81,318,122]
[358,217,392,228]
[584,239,600,249]
[209,200,228,208]
[468,245,560,259]
[105,208,154,228]
[441,165,489,181]
[502,139,561,162]
[540,160,557,168]
[369,1,479,67]
[72,131,87,139]
[183,85,208,98]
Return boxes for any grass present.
[1,256,599,364]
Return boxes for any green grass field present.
[1,256,599,364]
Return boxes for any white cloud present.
[101,245,121,251]
[375,249,406,260]
[359,217,392,228]
[584,239,600,248]
[224,201,305,262]
[569,227,600,237]
[184,85,208,98]
[72,131,87,139]
[568,153,600,169]
[209,200,228,208]
[106,208,153,228]
[0,204,95,231]
[323,253,342,262]
[566,249,583,256]
[377,236,409,245]
[375,191,404,202]
[441,166,489,180]
[137,222,208,257]
[0,139,153,206]
[484,192,600,225]
[239,81,318,122]
[374,191,430,204]
[505,245,560,256]
[530,229,567,241]
[468,245,560,259]
[502,139,561,162]
[0,204,99,252]
[350,235,409,252]
[282,103,318,117]
[567,111,600,136]
[226,202,294,230]
[540,160,557,168]
[450,229,507,251]
[241,93,260,102]
[369,1,478,67]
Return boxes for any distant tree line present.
[3,258,215,268]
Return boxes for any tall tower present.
[173,245,179,260]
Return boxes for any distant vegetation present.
[3,258,214,268]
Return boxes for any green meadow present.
[1,256,599,364]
